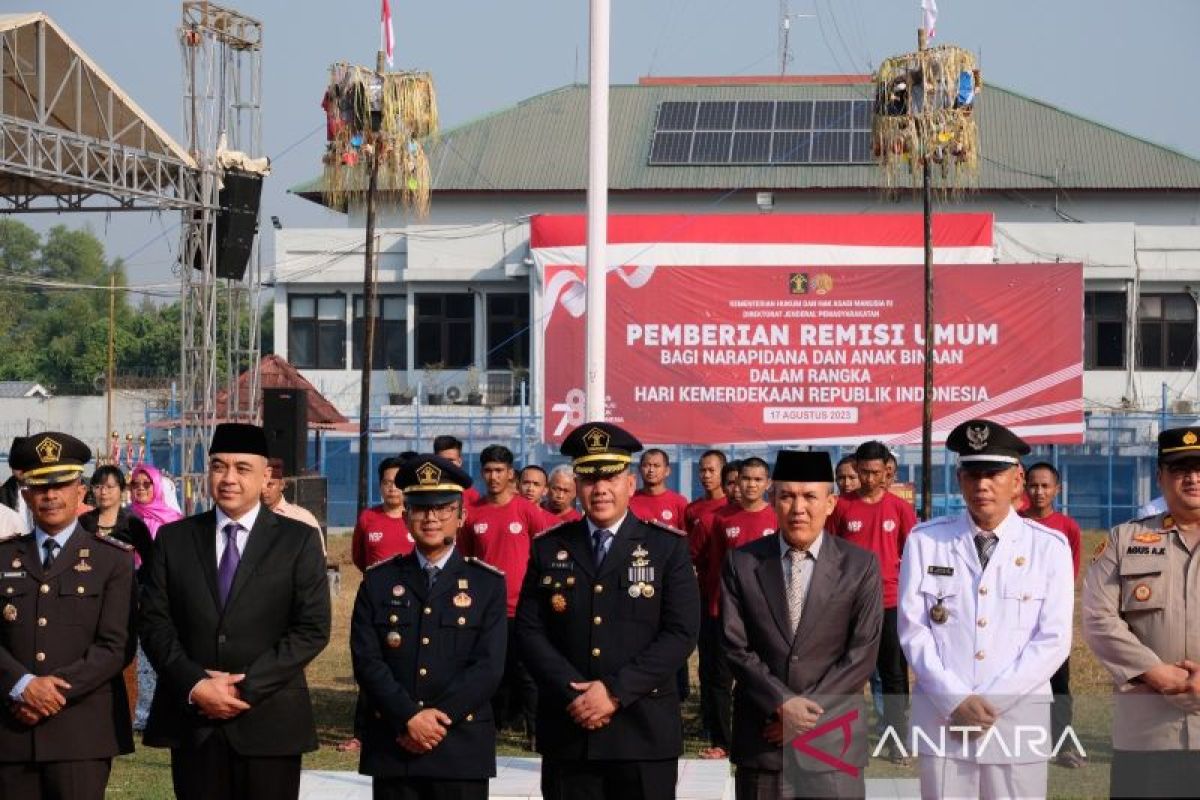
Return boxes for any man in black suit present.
[0,432,136,799]
[516,422,700,800]
[140,423,331,800]
[721,451,883,799]
[351,454,507,800]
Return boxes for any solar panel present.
[648,98,871,165]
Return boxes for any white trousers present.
[918,756,1048,800]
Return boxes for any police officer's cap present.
[397,454,472,507]
[560,422,643,477]
[11,432,91,486]
[208,423,269,457]
[1157,426,1200,464]
[946,419,1030,471]
[772,450,834,483]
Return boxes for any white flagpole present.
[585,0,610,421]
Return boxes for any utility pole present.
[106,272,116,457]
[918,27,934,521]
[357,50,385,515]
[585,0,610,421]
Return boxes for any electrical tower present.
[177,2,264,510]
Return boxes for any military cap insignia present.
[1185,431,1199,446]
[416,462,442,486]
[35,436,62,464]
[583,427,610,452]
[966,425,989,451]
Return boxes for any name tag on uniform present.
[927,566,955,577]
[1,571,25,579]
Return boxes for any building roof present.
[292,75,1200,206]
[216,355,350,429]
[0,381,50,399]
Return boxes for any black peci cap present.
[771,450,834,483]
[560,422,643,477]
[946,419,1031,470]
[397,454,473,506]
[209,423,270,457]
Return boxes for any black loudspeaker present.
[288,476,328,531]
[262,387,308,477]
[191,169,263,280]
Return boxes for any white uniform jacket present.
[898,509,1074,763]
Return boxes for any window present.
[1138,293,1197,370]
[487,293,530,370]
[353,295,407,370]
[415,293,474,368]
[288,294,345,369]
[1084,291,1126,370]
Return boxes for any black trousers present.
[735,765,865,800]
[372,776,488,800]
[171,729,302,800]
[876,608,909,737]
[1050,656,1072,741]
[1111,749,1200,798]
[493,617,538,736]
[0,759,111,800]
[541,758,678,800]
[698,613,733,749]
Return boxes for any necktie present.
[217,523,241,606]
[974,532,998,571]
[42,539,59,571]
[425,563,441,589]
[592,529,613,567]
[786,548,810,634]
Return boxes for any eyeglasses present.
[406,504,458,519]
[129,481,153,489]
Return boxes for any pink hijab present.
[129,464,183,539]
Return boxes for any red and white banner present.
[532,214,1083,446]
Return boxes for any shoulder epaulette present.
[94,532,134,551]
[465,556,505,576]
[648,519,686,536]
[365,554,403,571]
[540,520,568,536]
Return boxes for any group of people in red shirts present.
[347,433,1084,767]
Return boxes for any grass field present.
[105,530,1119,798]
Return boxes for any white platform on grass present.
[299,759,920,799]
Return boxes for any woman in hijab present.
[129,463,182,539]
[127,463,182,732]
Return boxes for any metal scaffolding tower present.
[177,2,263,509]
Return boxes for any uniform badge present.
[74,560,92,573]
[929,597,949,624]
[927,566,954,577]
[629,583,643,598]
[1133,583,1152,602]
[79,549,89,558]
[392,585,405,597]
[1092,539,1108,561]
[386,631,402,648]
[551,593,568,613]
[1133,533,1163,544]
[565,576,576,587]
[1163,515,1175,530]
[542,575,553,586]
[453,592,472,608]
[641,584,655,599]
[458,578,469,590]
[2,603,16,622]
[1014,556,1026,567]
[556,550,569,561]
[10,558,20,569]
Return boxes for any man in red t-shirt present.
[351,456,413,572]
[1021,461,1085,769]
[683,450,733,760]
[459,444,555,747]
[828,440,917,762]
[629,449,689,530]
[542,464,581,522]
[433,434,480,506]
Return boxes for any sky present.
[15,0,1200,290]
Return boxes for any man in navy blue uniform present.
[351,454,507,800]
[516,422,701,800]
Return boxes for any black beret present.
[560,422,643,477]
[209,423,269,457]
[1158,427,1200,463]
[946,419,1030,470]
[772,450,834,483]
[12,432,91,486]
[397,454,473,506]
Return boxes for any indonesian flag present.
[922,0,938,39]
[381,0,395,68]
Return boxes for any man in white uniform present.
[898,419,1074,799]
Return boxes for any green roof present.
[292,78,1200,205]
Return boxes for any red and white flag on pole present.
[921,0,938,40]
[381,0,395,67]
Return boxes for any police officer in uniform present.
[351,455,507,800]
[898,419,1073,800]
[0,433,136,799]
[1083,426,1200,797]
[516,422,701,800]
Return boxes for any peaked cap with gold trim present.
[1158,426,1200,464]
[11,432,91,486]
[561,422,643,476]
[946,418,1029,470]
[397,454,472,506]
